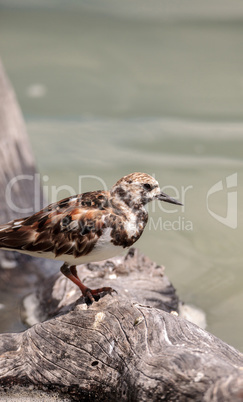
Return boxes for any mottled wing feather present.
[0,191,111,259]
[0,189,147,259]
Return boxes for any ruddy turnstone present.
[0,172,182,302]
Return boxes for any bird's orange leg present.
[60,263,115,303]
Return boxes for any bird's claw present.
[83,286,116,304]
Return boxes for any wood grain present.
[1,259,243,402]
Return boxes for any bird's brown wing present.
[0,191,111,258]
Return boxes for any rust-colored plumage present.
[0,173,182,302]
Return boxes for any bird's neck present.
[110,194,147,218]
[109,196,148,245]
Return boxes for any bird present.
[0,172,182,303]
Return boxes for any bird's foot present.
[83,286,117,304]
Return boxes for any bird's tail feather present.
[0,219,27,250]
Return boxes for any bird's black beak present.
[157,192,183,206]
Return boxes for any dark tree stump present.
[0,59,243,401]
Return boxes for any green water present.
[0,0,243,351]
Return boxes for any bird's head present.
[111,172,182,208]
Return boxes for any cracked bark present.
[0,59,243,402]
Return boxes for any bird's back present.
[0,190,147,264]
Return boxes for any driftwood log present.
[1,251,243,402]
[0,59,243,401]
[0,58,58,304]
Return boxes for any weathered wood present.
[0,248,243,402]
[0,59,243,401]
[0,59,64,400]
[0,60,42,225]
[0,59,58,331]
[0,251,243,401]
[22,248,178,326]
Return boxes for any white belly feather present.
[0,227,125,266]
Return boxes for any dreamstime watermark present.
[4,172,238,231]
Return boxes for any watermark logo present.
[206,173,237,229]
[4,172,238,231]
[149,216,193,232]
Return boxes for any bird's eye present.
[143,183,152,191]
